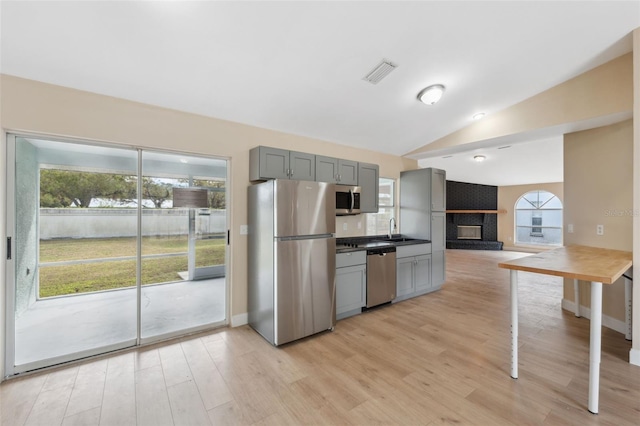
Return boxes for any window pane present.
[515,190,563,246]
[516,227,562,245]
[366,207,394,235]
[367,178,396,235]
[378,177,394,207]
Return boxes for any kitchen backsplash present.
[335,215,366,237]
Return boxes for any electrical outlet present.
[567,224,574,233]
[596,224,604,235]
[357,221,362,229]
[343,223,348,231]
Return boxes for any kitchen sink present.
[375,235,418,243]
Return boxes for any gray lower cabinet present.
[394,244,433,303]
[431,212,446,251]
[358,162,379,213]
[432,250,445,287]
[249,146,315,181]
[316,155,358,185]
[431,211,446,287]
[336,251,366,320]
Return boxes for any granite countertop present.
[336,234,431,253]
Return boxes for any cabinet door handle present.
[290,169,294,177]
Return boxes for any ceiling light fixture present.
[472,112,485,120]
[417,84,445,105]
[474,155,486,162]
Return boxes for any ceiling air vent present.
[363,59,397,84]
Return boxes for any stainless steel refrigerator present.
[248,179,336,346]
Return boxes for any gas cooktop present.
[337,241,392,249]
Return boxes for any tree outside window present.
[515,190,562,246]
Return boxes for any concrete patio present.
[14,278,226,368]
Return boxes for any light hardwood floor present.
[2,249,639,425]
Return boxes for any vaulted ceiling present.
[1,1,638,185]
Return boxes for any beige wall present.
[0,75,417,345]
[497,182,564,252]
[408,53,633,157]
[563,119,633,322]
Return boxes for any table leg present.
[574,279,581,317]
[588,281,603,414]
[511,269,518,379]
[625,277,632,341]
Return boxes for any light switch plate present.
[567,224,574,233]
[240,225,248,235]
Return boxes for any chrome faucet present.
[388,217,397,239]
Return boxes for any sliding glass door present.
[5,135,228,375]
[139,150,228,342]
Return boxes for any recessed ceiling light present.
[472,113,485,120]
[417,84,445,105]
[474,155,486,162]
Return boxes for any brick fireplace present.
[446,181,503,250]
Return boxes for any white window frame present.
[366,177,396,236]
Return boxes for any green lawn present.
[38,236,226,298]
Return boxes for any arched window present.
[515,190,562,246]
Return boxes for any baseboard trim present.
[231,313,248,327]
[630,348,640,367]
[561,298,627,335]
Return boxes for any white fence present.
[40,208,226,239]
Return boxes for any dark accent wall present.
[447,181,497,210]
[446,181,498,242]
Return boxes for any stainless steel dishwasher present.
[366,245,396,308]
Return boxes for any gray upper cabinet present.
[289,151,315,181]
[358,162,379,213]
[315,155,338,183]
[315,156,358,185]
[400,167,446,239]
[431,168,446,211]
[249,146,315,181]
[251,147,378,209]
[338,160,358,185]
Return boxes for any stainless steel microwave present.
[335,185,361,215]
